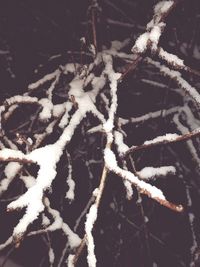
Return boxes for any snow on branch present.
[0,53,110,248]
[82,53,121,267]
[124,128,200,157]
[103,54,121,133]
[144,133,180,145]
[158,47,185,69]
[137,166,176,181]
[0,148,33,164]
[114,130,129,155]
[0,35,193,265]
[0,1,199,263]
[0,40,137,261]
[2,95,54,122]
[65,151,75,201]
[85,204,98,267]
[104,147,183,212]
[4,95,38,106]
[0,162,21,196]
[131,0,175,54]
[3,98,104,244]
[118,106,181,126]
[128,0,200,83]
[147,58,200,105]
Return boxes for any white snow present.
[85,204,98,267]
[49,248,55,266]
[66,178,75,201]
[52,103,66,118]
[132,32,149,53]
[123,179,133,200]
[5,95,38,106]
[138,166,176,180]
[132,1,174,54]
[4,144,64,237]
[87,124,103,134]
[0,148,27,161]
[104,148,166,200]
[38,98,53,121]
[114,131,129,155]
[4,162,21,180]
[44,198,81,248]
[42,215,50,227]
[158,47,185,67]
[0,162,21,195]
[89,44,96,55]
[47,71,60,100]
[102,54,121,133]
[67,254,75,267]
[65,158,75,201]
[62,223,81,248]
[119,106,180,126]
[28,70,58,90]
[59,102,73,128]
[0,31,187,258]
[154,1,174,15]
[20,175,36,188]
[144,133,180,145]
[173,114,200,175]
[148,59,200,105]
[149,23,164,51]
[63,63,78,74]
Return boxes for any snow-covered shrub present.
[0,0,200,266]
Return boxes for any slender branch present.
[73,235,87,266]
[158,0,180,22]
[128,156,152,264]
[123,128,200,158]
[91,7,97,52]
[73,163,110,265]
[120,0,181,80]
[0,156,33,164]
[113,162,183,212]
[128,156,183,212]
[118,55,143,82]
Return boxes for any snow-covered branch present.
[0,0,199,266]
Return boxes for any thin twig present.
[118,55,143,82]
[123,128,200,158]
[73,163,110,265]
[91,7,98,52]
[120,0,181,81]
